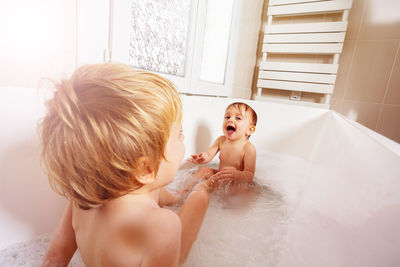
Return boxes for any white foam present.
[0,233,84,266]
[172,150,310,266]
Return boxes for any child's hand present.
[187,153,207,164]
[192,177,217,193]
[214,167,237,183]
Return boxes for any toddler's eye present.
[225,116,230,120]
[236,117,242,120]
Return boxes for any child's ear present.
[135,157,155,185]
[247,126,256,136]
[136,173,155,185]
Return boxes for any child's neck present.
[225,135,248,145]
[128,186,161,205]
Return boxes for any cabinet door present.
[111,0,237,96]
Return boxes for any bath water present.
[0,150,309,267]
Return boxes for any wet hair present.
[40,63,182,209]
[226,102,257,126]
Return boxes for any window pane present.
[128,0,191,77]
[199,0,234,84]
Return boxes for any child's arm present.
[143,181,212,266]
[215,143,256,183]
[177,180,212,264]
[42,201,77,267]
[187,136,223,164]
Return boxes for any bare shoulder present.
[142,208,182,266]
[216,135,226,144]
[104,198,181,244]
[243,142,257,173]
[123,206,181,237]
[216,135,227,147]
[144,207,181,234]
[244,141,256,155]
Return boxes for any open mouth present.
[226,125,236,134]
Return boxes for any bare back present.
[72,193,180,267]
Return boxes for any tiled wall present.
[254,0,400,143]
[330,0,400,143]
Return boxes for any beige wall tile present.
[346,0,366,40]
[345,40,398,103]
[261,89,291,99]
[340,100,381,130]
[273,16,293,25]
[333,40,356,99]
[384,45,400,105]
[294,14,327,23]
[329,97,342,113]
[326,13,343,22]
[359,0,400,40]
[301,92,324,103]
[376,104,400,143]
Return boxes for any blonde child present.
[188,102,257,185]
[40,63,213,267]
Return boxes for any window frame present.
[78,0,241,97]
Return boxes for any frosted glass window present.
[199,0,234,84]
[128,0,191,77]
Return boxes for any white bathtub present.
[1,87,400,266]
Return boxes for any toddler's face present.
[222,107,254,141]
[156,122,185,186]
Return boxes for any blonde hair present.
[40,63,182,209]
[226,102,257,126]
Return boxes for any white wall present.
[76,0,109,65]
[0,88,66,249]
[0,0,77,88]
[231,0,263,99]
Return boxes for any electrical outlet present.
[291,91,301,101]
